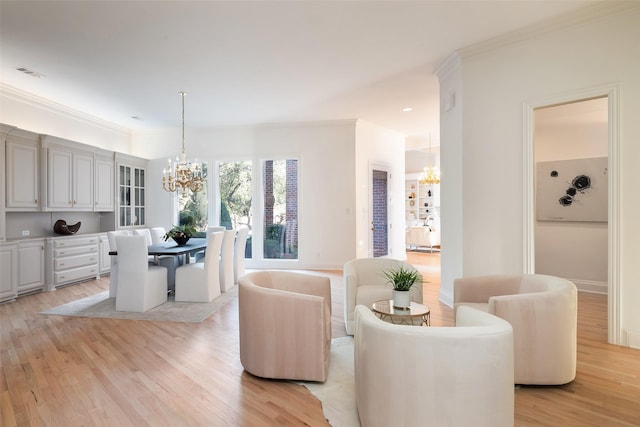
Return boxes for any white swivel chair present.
[343,257,423,335]
[107,230,131,298]
[233,227,249,282]
[150,227,166,245]
[175,231,224,302]
[115,234,168,312]
[219,229,236,292]
[133,228,181,290]
[194,226,226,262]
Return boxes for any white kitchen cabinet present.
[51,235,99,288]
[47,146,94,210]
[17,239,45,295]
[94,154,114,211]
[0,243,18,302]
[98,233,111,274]
[5,129,40,210]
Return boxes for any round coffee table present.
[371,300,430,326]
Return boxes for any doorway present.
[533,97,609,295]
[370,167,389,257]
[524,85,620,344]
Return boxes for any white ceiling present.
[0,1,595,146]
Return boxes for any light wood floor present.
[1,252,639,426]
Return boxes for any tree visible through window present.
[178,163,208,236]
[219,160,253,257]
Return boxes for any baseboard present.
[568,278,608,294]
[627,331,640,349]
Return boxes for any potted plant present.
[383,265,422,309]
[163,224,197,246]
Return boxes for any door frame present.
[368,162,391,257]
[522,83,620,345]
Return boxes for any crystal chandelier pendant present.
[162,92,205,193]
[419,134,440,185]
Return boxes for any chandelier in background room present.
[419,134,440,185]
[162,91,205,193]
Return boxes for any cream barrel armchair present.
[454,274,577,385]
[354,305,514,427]
[343,258,423,335]
[238,271,332,382]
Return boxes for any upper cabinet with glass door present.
[116,153,147,228]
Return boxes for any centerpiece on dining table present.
[163,224,197,246]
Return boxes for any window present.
[219,160,252,257]
[178,163,208,236]
[263,159,298,259]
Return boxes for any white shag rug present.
[40,286,237,323]
[299,336,360,427]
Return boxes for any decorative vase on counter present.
[392,290,411,309]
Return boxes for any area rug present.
[40,286,237,323]
[299,336,360,427]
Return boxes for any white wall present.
[137,120,360,269]
[440,5,640,345]
[0,85,131,154]
[354,120,406,260]
[534,98,608,292]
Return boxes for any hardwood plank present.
[1,253,638,426]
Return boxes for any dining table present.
[109,237,208,265]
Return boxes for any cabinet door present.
[73,152,94,210]
[94,157,114,211]
[0,244,18,302]
[6,140,39,209]
[18,240,44,294]
[99,236,111,273]
[48,148,74,209]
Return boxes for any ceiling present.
[0,1,595,147]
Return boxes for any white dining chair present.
[150,227,166,245]
[175,231,224,302]
[115,234,167,312]
[194,226,226,262]
[107,230,131,298]
[233,227,249,282]
[133,228,181,290]
[219,229,236,292]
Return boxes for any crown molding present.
[0,83,131,137]
[458,1,640,60]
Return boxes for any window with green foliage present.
[178,163,208,236]
[219,160,253,257]
[263,159,298,260]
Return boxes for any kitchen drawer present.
[54,245,98,257]
[54,236,99,248]
[54,264,99,285]
[54,253,98,270]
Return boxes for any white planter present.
[393,290,411,309]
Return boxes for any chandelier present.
[162,92,205,193]
[419,134,440,185]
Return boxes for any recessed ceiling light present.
[16,66,44,78]
[402,107,413,112]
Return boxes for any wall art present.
[536,156,607,222]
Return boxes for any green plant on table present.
[382,265,422,291]
[162,224,197,242]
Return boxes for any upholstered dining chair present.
[219,229,236,292]
[149,227,166,245]
[107,230,131,297]
[133,228,181,290]
[115,234,168,312]
[238,270,332,382]
[174,231,224,303]
[343,257,423,335]
[194,226,226,262]
[233,227,249,282]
